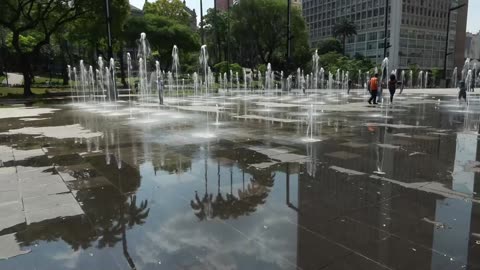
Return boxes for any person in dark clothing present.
[368,74,379,104]
[458,81,467,103]
[347,79,353,94]
[388,74,397,103]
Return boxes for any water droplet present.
[263,225,268,229]
[450,258,454,261]
[476,240,480,245]
[89,253,93,257]
[411,248,416,252]
[382,224,386,227]
[158,261,162,265]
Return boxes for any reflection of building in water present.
[431,132,477,268]
[295,128,480,268]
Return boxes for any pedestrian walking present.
[368,74,379,105]
[388,74,397,103]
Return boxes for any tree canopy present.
[144,0,192,25]
[333,19,357,55]
[227,0,310,71]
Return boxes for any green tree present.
[431,68,443,87]
[0,0,96,96]
[66,0,129,85]
[123,14,200,71]
[229,0,310,72]
[203,9,232,64]
[409,64,420,87]
[144,0,191,25]
[317,38,343,55]
[333,19,357,56]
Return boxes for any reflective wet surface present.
[0,89,480,269]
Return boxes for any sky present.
[131,0,479,33]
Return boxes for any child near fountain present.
[458,81,467,103]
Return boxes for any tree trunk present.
[118,47,127,88]
[22,54,33,97]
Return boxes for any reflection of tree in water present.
[151,144,196,175]
[191,165,275,221]
[15,154,150,269]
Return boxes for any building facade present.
[302,0,468,72]
[215,0,300,11]
[465,32,480,60]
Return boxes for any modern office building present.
[465,32,480,60]
[215,0,301,11]
[302,0,469,72]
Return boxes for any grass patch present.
[0,87,70,97]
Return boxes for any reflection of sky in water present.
[130,155,299,269]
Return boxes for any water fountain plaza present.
[1,37,480,269]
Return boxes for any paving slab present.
[325,151,361,160]
[0,202,25,231]
[0,233,30,260]
[23,193,84,225]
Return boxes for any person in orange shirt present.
[368,74,379,104]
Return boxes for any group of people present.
[366,72,474,105]
[367,73,398,105]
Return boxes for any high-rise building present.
[465,32,480,60]
[302,0,469,72]
[215,0,300,11]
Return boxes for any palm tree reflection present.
[191,158,275,221]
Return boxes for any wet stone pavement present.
[0,89,479,269]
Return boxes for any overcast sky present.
[130,0,480,33]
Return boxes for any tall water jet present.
[462,58,470,80]
[236,72,239,90]
[198,45,214,137]
[319,68,325,89]
[88,66,95,103]
[137,32,152,105]
[328,72,333,90]
[418,71,424,89]
[79,60,87,103]
[466,70,473,92]
[172,45,180,101]
[243,69,247,92]
[409,70,413,88]
[155,60,162,106]
[450,67,457,88]
[312,50,319,89]
[109,58,117,102]
[67,65,74,103]
[265,63,272,91]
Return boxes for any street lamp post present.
[105,0,113,59]
[443,3,466,88]
[286,0,292,68]
[383,0,389,58]
[200,0,204,45]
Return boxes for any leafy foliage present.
[144,0,191,25]
[333,19,357,55]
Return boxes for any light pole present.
[383,0,389,58]
[104,0,113,59]
[200,0,204,45]
[443,3,466,87]
[286,0,292,69]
